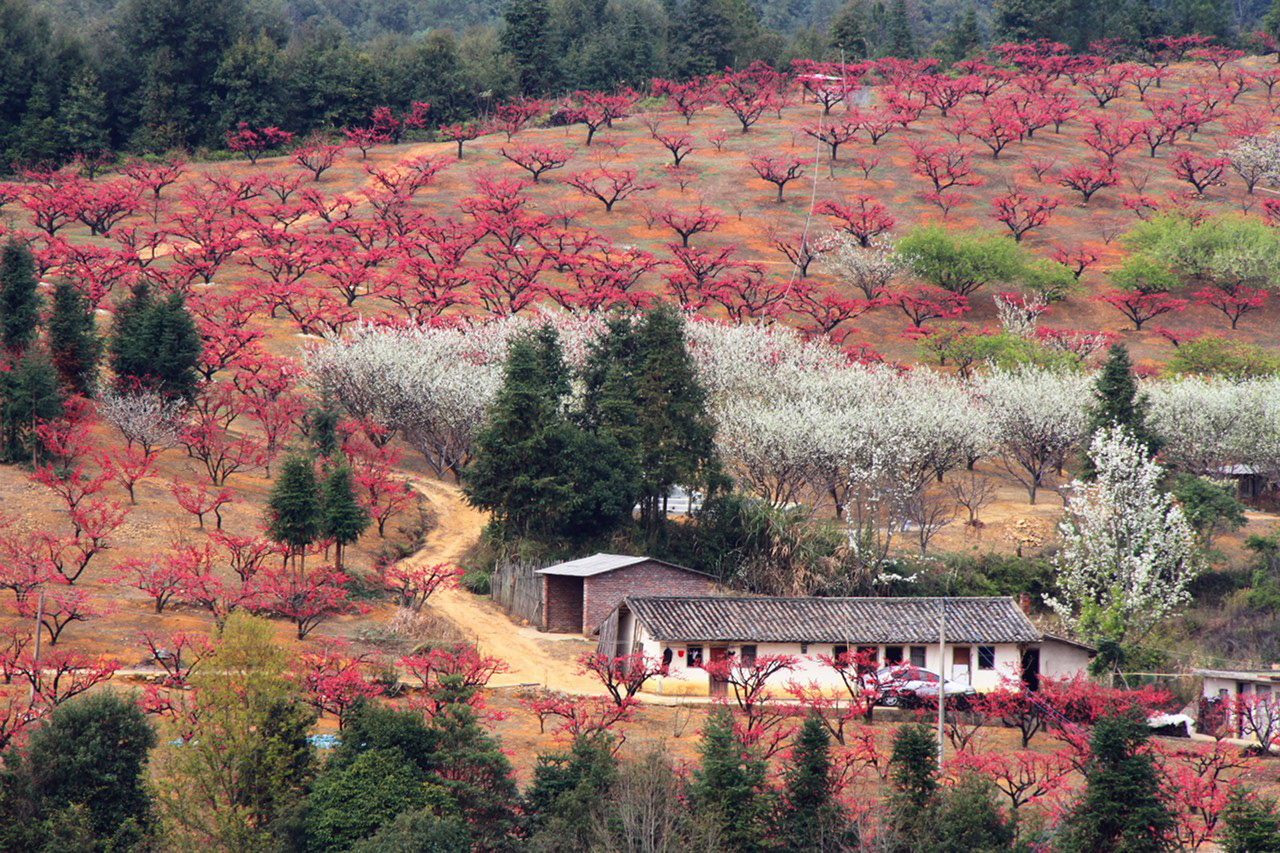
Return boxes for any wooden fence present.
[490,558,543,627]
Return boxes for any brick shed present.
[537,553,715,635]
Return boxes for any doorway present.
[709,646,730,697]
[1020,648,1041,692]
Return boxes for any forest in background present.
[0,0,1274,168]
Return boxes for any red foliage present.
[815,197,894,246]
[563,168,655,212]
[1194,285,1267,329]
[525,693,638,743]
[378,560,461,611]
[1051,245,1099,279]
[908,141,982,193]
[438,122,483,159]
[714,63,782,133]
[294,639,383,728]
[578,651,668,705]
[887,286,970,327]
[255,564,360,640]
[655,204,722,247]
[499,144,572,183]
[292,138,342,182]
[1057,159,1119,203]
[748,155,812,203]
[1100,289,1188,330]
[703,653,799,757]
[1170,150,1229,195]
[991,187,1060,242]
[226,123,294,164]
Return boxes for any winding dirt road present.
[407,478,600,693]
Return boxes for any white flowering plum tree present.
[1048,428,1201,647]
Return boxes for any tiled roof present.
[535,553,710,579]
[624,596,1041,644]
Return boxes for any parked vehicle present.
[869,664,977,708]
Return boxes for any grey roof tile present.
[625,595,1041,644]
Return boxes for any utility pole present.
[29,587,44,702]
[937,596,946,770]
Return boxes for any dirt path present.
[406,478,600,693]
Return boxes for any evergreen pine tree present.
[1056,715,1175,853]
[687,705,773,852]
[941,6,981,64]
[60,67,111,159]
[0,239,41,356]
[884,0,916,57]
[830,0,869,56]
[1,346,64,464]
[108,283,202,401]
[776,715,855,852]
[886,723,939,848]
[525,733,617,849]
[321,463,370,570]
[267,453,323,572]
[501,0,558,95]
[47,280,102,396]
[630,305,723,538]
[1222,788,1280,853]
[1082,344,1160,478]
[307,395,342,460]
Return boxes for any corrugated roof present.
[624,596,1042,644]
[535,553,710,579]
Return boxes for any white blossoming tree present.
[1048,428,1201,647]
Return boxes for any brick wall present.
[581,561,712,634]
[543,575,584,633]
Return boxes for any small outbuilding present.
[537,554,715,635]
[598,595,1095,697]
[1193,667,1280,740]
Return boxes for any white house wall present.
[631,627,1034,697]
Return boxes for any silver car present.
[871,664,978,707]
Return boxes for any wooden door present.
[709,647,729,697]
[952,646,971,684]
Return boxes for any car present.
[869,664,978,708]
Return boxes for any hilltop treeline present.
[1,0,1275,166]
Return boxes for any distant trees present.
[108,282,202,401]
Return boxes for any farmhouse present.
[537,554,715,635]
[1194,667,1280,740]
[598,595,1094,697]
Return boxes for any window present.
[740,645,757,664]
[661,648,673,674]
[833,644,848,661]
[800,642,809,654]
[978,646,996,670]
[856,646,879,667]
[909,646,927,668]
[687,646,703,668]
[885,645,904,664]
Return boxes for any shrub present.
[1167,336,1280,380]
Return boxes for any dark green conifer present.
[47,280,101,395]
[687,705,773,852]
[321,463,370,570]
[267,453,323,572]
[776,715,855,852]
[0,239,41,355]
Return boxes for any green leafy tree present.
[348,810,472,853]
[1222,788,1280,853]
[304,749,431,853]
[1265,0,1280,40]
[47,279,102,395]
[776,715,855,852]
[0,239,40,355]
[1082,344,1160,478]
[1169,473,1246,549]
[1167,336,1280,381]
[687,705,774,852]
[321,463,370,570]
[2,693,156,850]
[153,613,316,851]
[895,227,1026,298]
[1056,715,1175,853]
[933,773,1015,852]
[107,282,202,400]
[267,453,322,572]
